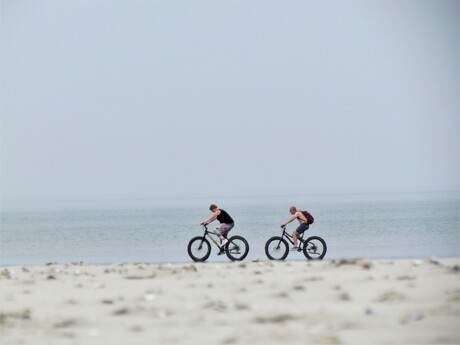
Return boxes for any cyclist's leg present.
[294,223,309,247]
[215,223,233,242]
[292,230,298,247]
[219,223,234,242]
[214,224,225,241]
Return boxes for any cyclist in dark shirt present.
[201,204,235,247]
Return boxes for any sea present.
[1,192,459,265]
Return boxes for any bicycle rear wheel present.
[302,236,327,260]
[187,236,211,262]
[265,236,289,260]
[225,236,249,261]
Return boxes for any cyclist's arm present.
[203,210,221,224]
[281,215,297,227]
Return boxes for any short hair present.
[209,204,218,211]
[290,206,297,212]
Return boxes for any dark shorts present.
[295,223,309,235]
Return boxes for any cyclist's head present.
[289,206,297,214]
[209,204,218,211]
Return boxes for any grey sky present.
[1,0,459,202]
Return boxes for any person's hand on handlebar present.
[280,224,286,228]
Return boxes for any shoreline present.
[2,255,460,267]
[1,257,459,344]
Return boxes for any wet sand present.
[1,258,459,345]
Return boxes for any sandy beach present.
[1,258,459,345]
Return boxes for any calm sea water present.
[1,193,458,265]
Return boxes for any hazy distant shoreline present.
[2,190,458,212]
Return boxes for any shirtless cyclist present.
[280,206,310,250]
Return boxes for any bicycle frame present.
[200,224,225,250]
[281,227,306,247]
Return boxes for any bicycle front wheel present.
[265,236,289,260]
[225,236,249,261]
[187,236,211,262]
[303,236,327,260]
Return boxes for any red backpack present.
[301,210,314,224]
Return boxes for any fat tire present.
[302,236,327,260]
[187,236,211,262]
[265,236,289,260]
[225,235,249,261]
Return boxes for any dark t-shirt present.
[217,209,234,224]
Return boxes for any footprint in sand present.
[181,264,198,273]
[0,309,32,327]
[124,273,156,280]
[426,257,441,266]
[445,290,460,303]
[203,300,227,312]
[397,274,416,281]
[448,265,460,273]
[53,318,81,328]
[374,291,407,303]
[234,303,250,311]
[337,292,351,301]
[1,269,12,280]
[253,314,295,324]
[130,325,144,332]
[221,336,239,344]
[113,307,131,316]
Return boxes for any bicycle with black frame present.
[265,225,327,260]
[187,224,249,262]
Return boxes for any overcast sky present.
[1,0,458,202]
